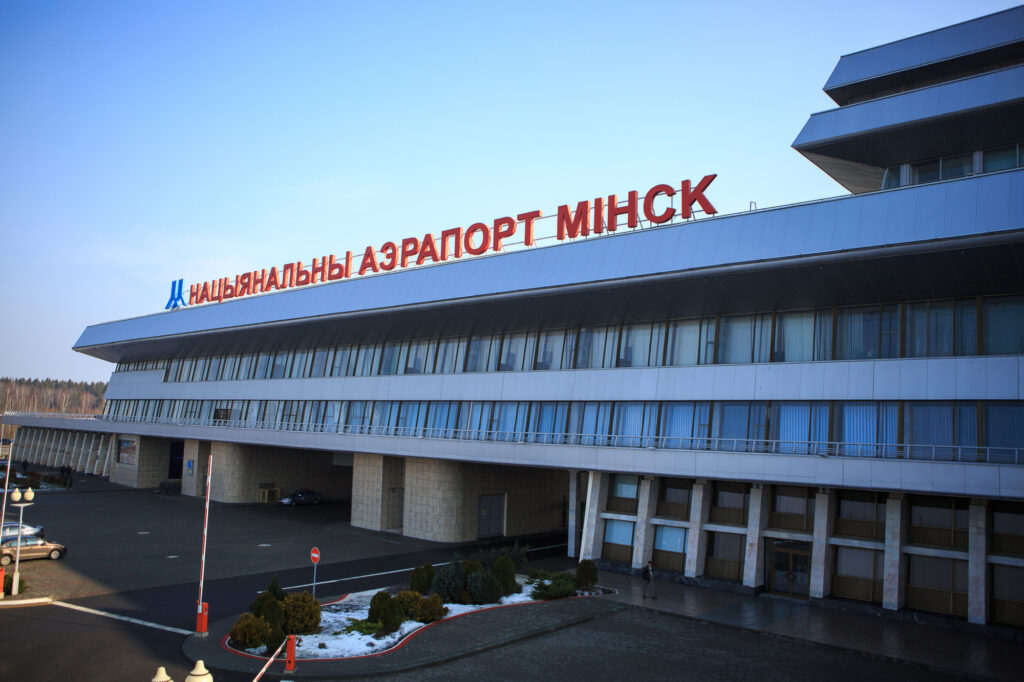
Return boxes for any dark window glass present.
[911,159,940,184]
[983,145,1018,172]
[941,153,972,179]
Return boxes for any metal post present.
[0,424,11,529]
[196,451,213,635]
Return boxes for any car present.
[279,489,321,506]
[0,536,66,565]
[1,521,44,540]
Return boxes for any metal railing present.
[12,411,1020,466]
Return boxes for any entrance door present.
[478,494,506,539]
[768,539,811,597]
[168,441,184,480]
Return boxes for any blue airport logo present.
[165,279,187,310]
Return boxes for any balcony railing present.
[6,411,1023,465]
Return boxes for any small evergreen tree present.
[575,559,598,589]
[431,561,466,603]
[409,563,434,594]
[267,574,287,602]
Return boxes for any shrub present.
[431,561,466,604]
[368,590,392,623]
[264,624,286,655]
[409,563,434,594]
[468,542,529,570]
[467,570,503,605]
[250,592,285,630]
[530,573,577,601]
[229,613,270,650]
[282,592,321,635]
[575,559,598,589]
[266,574,287,602]
[418,593,448,623]
[395,590,422,621]
[376,595,406,637]
[344,619,382,636]
[492,555,518,596]
[3,573,26,595]
[461,559,484,577]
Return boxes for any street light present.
[9,487,35,596]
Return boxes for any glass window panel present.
[309,349,329,377]
[354,344,381,376]
[576,327,608,369]
[835,547,878,579]
[774,487,809,515]
[207,356,222,382]
[254,352,271,379]
[814,310,833,360]
[882,165,901,189]
[985,403,1024,451]
[499,333,527,371]
[880,305,900,358]
[941,153,972,180]
[955,299,977,356]
[905,302,928,357]
[698,318,717,364]
[717,316,753,364]
[618,323,652,368]
[836,306,880,360]
[928,301,954,356]
[774,311,813,362]
[534,330,565,370]
[712,402,749,448]
[834,401,877,456]
[269,351,290,379]
[905,402,954,458]
[404,340,431,374]
[435,338,463,374]
[654,526,686,553]
[772,402,810,453]
[911,159,940,184]
[983,297,1024,355]
[379,341,403,375]
[603,519,634,546]
[331,346,354,377]
[665,319,700,366]
[659,402,695,449]
[753,314,773,363]
[661,479,691,506]
[611,474,639,499]
[709,531,744,559]
[983,145,1018,172]
[465,335,496,373]
[611,403,645,447]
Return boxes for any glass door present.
[768,540,811,597]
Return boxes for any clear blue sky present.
[1,0,1019,383]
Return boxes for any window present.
[940,153,972,179]
[498,333,528,371]
[709,482,748,526]
[769,486,815,532]
[534,330,565,370]
[576,326,613,369]
[832,401,898,457]
[379,341,404,375]
[652,526,687,572]
[982,296,1024,355]
[465,335,498,373]
[903,401,977,460]
[832,547,883,603]
[991,564,1024,627]
[617,323,653,367]
[907,495,968,549]
[705,531,744,582]
[656,478,692,519]
[434,338,463,374]
[607,474,639,513]
[911,159,940,184]
[834,490,887,540]
[983,402,1024,464]
[983,145,1018,172]
[770,402,829,454]
[664,318,701,366]
[991,501,1024,557]
[882,165,901,189]
[906,555,967,617]
[602,519,634,563]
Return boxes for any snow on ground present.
[239,582,540,660]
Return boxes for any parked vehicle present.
[279,490,321,506]
[1,521,44,540]
[0,536,65,565]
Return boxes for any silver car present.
[1,521,44,540]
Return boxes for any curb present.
[0,595,54,608]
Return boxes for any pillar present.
[91,434,107,475]
[810,488,835,599]
[684,479,712,578]
[567,471,579,558]
[882,492,906,610]
[101,435,114,477]
[968,499,988,625]
[579,471,608,561]
[742,484,770,589]
[631,477,659,569]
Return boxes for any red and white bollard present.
[284,634,297,672]
[0,566,6,599]
[195,601,209,636]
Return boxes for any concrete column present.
[567,471,579,559]
[631,477,659,569]
[28,428,42,464]
[47,431,64,468]
[684,479,712,578]
[810,488,835,599]
[72,432,87,471]
[968,499,988,625]
[84,433,98,472]
[91,434,107,475]
[742,484,770,589]
[579,471,608,561]
[882,493,906,611]
[101,435,114,477]
[42,430,57,468]
[351,453,386,531]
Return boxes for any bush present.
[530,573,577,601]
[461,559,484,577]
[409,563,434,594]
[3,573,26,595]
[282,592,321,635]
[368,590,392,624]
[266,574,287,602]
[418,593,448,623]
[376,595,406,637]
[229,613,270,650]
[431,561,466,604]
[344,619,382,636]
[250,592,285,630]
[264,624,286,655]
[575,559,598,589]
[467,542,529,570]
[395,590,422,621]
[492,555,518,596]
[467,570,503,605]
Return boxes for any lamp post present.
[9,487,35,596]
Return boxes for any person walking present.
[642,560,657,599]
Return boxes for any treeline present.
[1,378,106,416]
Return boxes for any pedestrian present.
[642,560,657,599]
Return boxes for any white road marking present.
[278,543,568,592]
[51,601,192,635]
[258,543,272,547]
[166,555,178,559]
[137,531,150,535]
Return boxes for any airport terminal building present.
[5,8,1024,628]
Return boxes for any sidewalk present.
[578,564,1021,682]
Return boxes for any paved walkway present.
[182,558,1023,680]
